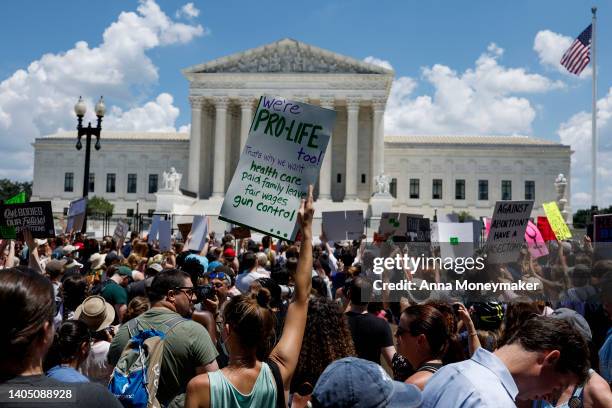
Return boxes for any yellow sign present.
[542,202,572,240]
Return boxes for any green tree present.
[449,210,476,222]
[87,196,114,217]
[0,179,32,202]
[573,205,612,228]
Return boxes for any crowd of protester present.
[1,187,611,407]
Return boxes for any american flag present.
[560,24,592,75]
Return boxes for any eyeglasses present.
[173,287,195,298]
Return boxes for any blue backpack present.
[108,316,185,408]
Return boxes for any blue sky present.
[0,0,610,210]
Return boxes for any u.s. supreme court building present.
[32,39,571,225]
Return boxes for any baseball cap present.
[551,308,592,342]
[223,248,236,258]
[117,265,133,277]
[105,251,122,266]
[312,357,422,408]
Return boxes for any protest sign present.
[0,201,55,239]
[406,216,431,242]
[148,215,161,244]
[0,192,27,239]
[220,96,335,241]
[542,202,572,241]
[187,215,208,252]
[177,223,192,241]
[437,222,474,262]
[322,210,364,242]
[471,220,483,246]
[380,213,423,241]
[525,220,549,259]
[485,200,533,264]
[594,214,612,260]
[537,216,557,242]
[65,198,87,234]
[231,226,251,239]
[112,220,129,248]
[158,220,172,252]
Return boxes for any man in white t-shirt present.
[235,251,270,293]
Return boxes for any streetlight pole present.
[75,96,105,234]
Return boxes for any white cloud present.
[0,0,205,180]
[176,3,200,19]
[363,56,394,71]
[533,30,591,78]
[104,93,180,132]
[385,43,562,135]
[557,86,612,209]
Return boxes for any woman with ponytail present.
[185,185,315,408]
[44,320,91,382]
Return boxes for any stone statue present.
[554,173,569,222]
[374,173,391,195]
[162,167,182,192]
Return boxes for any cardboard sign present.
[148,215,161,243]
[230,226,251,239]
[542,202,572,241]
[187,215,208,252]
[65,197,87,234]
[537,216,557,242]
[0,201,55,239]
[0,192,27,239]
[158,220,172,252]
[379,213,424,241]
[220,96,335,241]
[525,220,549,259]
[177,223,192,241]
[322,210,364,242]
[112,220,129,248]
[437,222,474,261]
[485,201,534,264]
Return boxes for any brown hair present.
[0,268,55,376]
[133,241,149,258]
[223,289,276,360]
[126,254,142,271]
[123,296,151,323]
[499,302,539,346]
[402,304,449,360]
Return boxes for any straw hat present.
[89,253,106,271]
[75,295,115,332]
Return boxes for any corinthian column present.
[318,96,335,200]
[239,97,254,150]
[188,96,204,194]
[345,97,360,200]
[212,97,229,198]
[371,97,386,193]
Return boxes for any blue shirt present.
[422,347,518,408]
[47,365,90,383]
[599,327,612,383]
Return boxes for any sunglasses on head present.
[208,272,227,280]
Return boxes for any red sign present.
[537,217,557,242]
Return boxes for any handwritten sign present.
[112,220,129,249]
[220,96,335,241]
[0,201,55,239]
[485,200,533,264]
[66,197,87,234]
[542,202,572,241]
[525,220,549,259]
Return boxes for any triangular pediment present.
[183,38,394,75]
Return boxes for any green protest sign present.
[0,192,27,239]
[220,96,335,241]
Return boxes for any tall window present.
[390,178,397,198]
[88,173,95,193]
[64,172,74,192]
[409,179,420,199]
[148,174,158,194]
[502,180,512,200]
[525,180,535,200]
[432,179,443,200]
[478,180,489,201]
[127,174,137,194]
[106,173,116,193]
[455,179,466,200]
